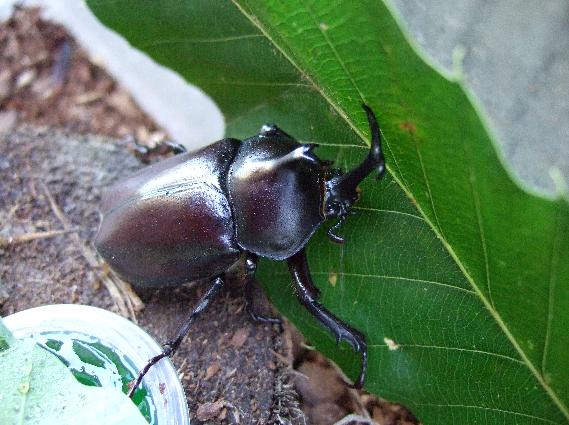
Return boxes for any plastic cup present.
[4,304,190,425]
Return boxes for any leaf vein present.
[414,141,445,238]
[468,165,494,309]
[139,33,264,48]
[412,402,560,424]
[309,271,474,295]
[542,208,561,374]
[304,2,368,108]
[201,80,311,87]
[370,342,525,365]
[352,205,425,221]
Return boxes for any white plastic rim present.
[4,304,190,425]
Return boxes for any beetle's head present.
[324,169,359,217]
[322,104,385,244]
[323,169,360,244]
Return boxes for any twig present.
[0,229,76,247]
[270,348,293,367]
[109,269,145,318]
[4,203,21,222]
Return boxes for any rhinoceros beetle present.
[94,104,385,397]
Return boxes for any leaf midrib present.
[230,0,569,420]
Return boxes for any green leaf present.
[87,1,569,423]
[0,320,147,425]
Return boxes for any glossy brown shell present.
[94,138,241,287]
[227,136,325,260]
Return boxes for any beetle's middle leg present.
[244,253,282,327]
[287,248,367,389]
[127,275,224,398]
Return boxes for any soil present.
[0,127,296,424]
[0,7,162,141]
[0,7,420,425]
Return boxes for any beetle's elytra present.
[94,105,385,396]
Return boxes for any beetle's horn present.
[335,104,385,195]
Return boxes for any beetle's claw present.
[350,348,367,389]
[345,330,367,390]
[247,308,283,331]
[127,350,170,398]
[332,322,367,389]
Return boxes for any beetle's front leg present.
[244,253,282,327]
[287,249,367,389]
[127,275,224,398]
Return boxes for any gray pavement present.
[392,0,569,192]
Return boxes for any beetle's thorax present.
[227,134,326,260]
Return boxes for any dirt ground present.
[0,7,419,425]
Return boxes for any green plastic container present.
[4,304,190,425]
